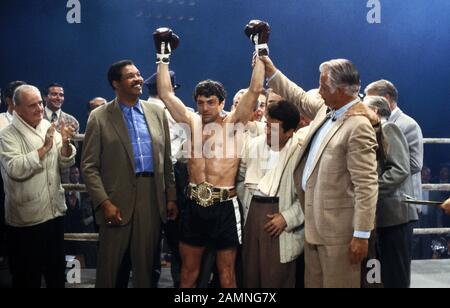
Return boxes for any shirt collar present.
[333,97,361,120]
[119,100,143,114]
[45,106,61,119]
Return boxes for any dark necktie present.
[51,112,57,123]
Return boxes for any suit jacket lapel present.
[141,101,161,171]
[308,116,345,178]
[108,99,135,170]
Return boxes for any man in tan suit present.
[81,60,177,288]
[260,56,379,288]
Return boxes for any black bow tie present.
[326,108,337,121]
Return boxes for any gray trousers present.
[95,177,161,288]
[242,200,296,288]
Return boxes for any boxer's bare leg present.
[216,248,237,288]
[179,242,205,288]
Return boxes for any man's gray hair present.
[13,85,41,106]
[319,59,361,97]
[364,95,392,120]
[364,79,399,103]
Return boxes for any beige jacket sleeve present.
[281,198,304,233]
[280,142,305,233]
[346,118,378,232]
[269,71,324,120]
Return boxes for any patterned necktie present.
[51,112,57,123]
[326,108,337,122]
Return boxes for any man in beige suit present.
[260,56,379,288]
[81,60,177,288]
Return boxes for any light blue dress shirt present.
[119,101,154,173]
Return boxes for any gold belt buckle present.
[196,182,214,207]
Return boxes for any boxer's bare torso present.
[188,115,242,188]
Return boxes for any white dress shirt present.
[45,107,61,123]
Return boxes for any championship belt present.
[187,182,236,208]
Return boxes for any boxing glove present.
[244,20,270,56]
[153,27,180,64]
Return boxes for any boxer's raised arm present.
[228,56,265,125]
[227,20,269,125]
[154,28,193,125]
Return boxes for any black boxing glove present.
[153,27,180,64]
[244,20,270,56]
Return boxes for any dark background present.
[1,0,449,171]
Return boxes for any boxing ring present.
[65,135,450,240]
[63,135,450,287]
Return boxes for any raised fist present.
[244,20,270,56]
[153,27,180,64]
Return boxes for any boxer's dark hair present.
[108,60,134,90]
[267,100,300,132]
[193,80,227,103]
